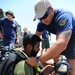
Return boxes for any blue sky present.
[0,0,75,33]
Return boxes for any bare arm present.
[26,30,72,67]
[39,29,72,63]
[35,31,43,37]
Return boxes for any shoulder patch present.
[58,19,66,26]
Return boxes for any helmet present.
[54,55,72,75]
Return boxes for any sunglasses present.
[38,7,50,21]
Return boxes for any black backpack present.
[0,48,27,75]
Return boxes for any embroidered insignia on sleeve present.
[58,19,66,26]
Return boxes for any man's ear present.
[28,44,32,51]
[50,7,54,12]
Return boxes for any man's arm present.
[49,33,51,41]
[39,29,72,62]
[35,31,43,36]
[0,18,4,26]
[26,29,72,67]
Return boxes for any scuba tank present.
[54,55,72,75]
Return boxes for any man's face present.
[41,12,54,25]
[6,14,13,20]
[31,42,40,57]
[39,8,54,25]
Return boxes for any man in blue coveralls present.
[0,10,18,50]
[26,0,75,75]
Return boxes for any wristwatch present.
[36,56,42,66]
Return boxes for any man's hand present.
[26,57,37,67]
